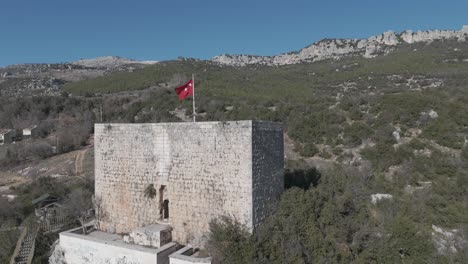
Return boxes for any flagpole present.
[192,73,196,122]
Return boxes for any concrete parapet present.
[169,246,212,264]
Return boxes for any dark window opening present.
[163,199,169,219]
[159,185,166,220]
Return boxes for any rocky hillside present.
[2,26,468,97]
[1,26,467,262]
[72,56,158,68]
[212,25,468,66]
[0,56,157,97]
[55,37,468,259]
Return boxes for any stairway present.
[11,228,36,264]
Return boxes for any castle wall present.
[95,123,162,233]
[164,122,253,245]
[95,121,283,247]
[252,121,284,228]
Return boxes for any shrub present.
[319,149,332,159]
[206,216,254,264]
[0,230,20,263]
[332,146,343,155]
[144,184,157,199]
[461,146,468,162]
[343,122,372,147]
[284,168,321,190]
[407,138,426,150]
[373,216,434,263]
[295,142,319,157]
[28,141,53,159]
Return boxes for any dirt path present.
[74,148,88,176]
[74,135,94,176]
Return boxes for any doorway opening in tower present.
[159,185,169,220]
[163,199,169,219]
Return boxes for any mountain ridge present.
[1,25,468,97]
[0,56,159,96]
[2,25,468,70]
[212,25,468,66]
[71,56,158,68]
[0,56,158,70]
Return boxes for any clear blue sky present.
[1,0,467,66]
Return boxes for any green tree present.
[206,216,254,264]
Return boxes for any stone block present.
[123,224,172,248]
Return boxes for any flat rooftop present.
[95,120,282,128]
[61,227,176,254]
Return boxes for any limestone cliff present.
[212,26,468,66]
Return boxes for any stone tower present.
[95,120,284,246]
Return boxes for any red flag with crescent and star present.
[174,79,193,100]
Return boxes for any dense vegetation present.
[65,40,467,262]
[0,39,467,262]
[207,165,468,263]
[0,176,92,263]
[0,95,96,166]
[64,40,468,156]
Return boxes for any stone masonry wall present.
[252,121,284,228]
[95,121,253,246]
[164,122,253,245]
[95,124,162,233]
[95,121,283,247]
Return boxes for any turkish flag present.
[174,79,193,100]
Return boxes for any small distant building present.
[32,193,63,219]
[1,194,17,202]
[32,193,59,207]
[0,129,16,145]
[22,125,39,139]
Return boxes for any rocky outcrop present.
[212,26,468,66]
[212,38,365,66]
[72,56,158,69]
[432,225,467,255]
[0,56,157,97]
[49,240,66,264]
[370,193,393,204]
[400,29,467,43]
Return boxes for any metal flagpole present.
[192,73,196,122]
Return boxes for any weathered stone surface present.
[392,130,401,141]
[123,224,172,248]
[55,227,179,264]
[95,121,283,247]
[48,240,66,264]
[432,225,467,255]
[428,109,439,119]
[370,193,393,204]
[72,56,158,68]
